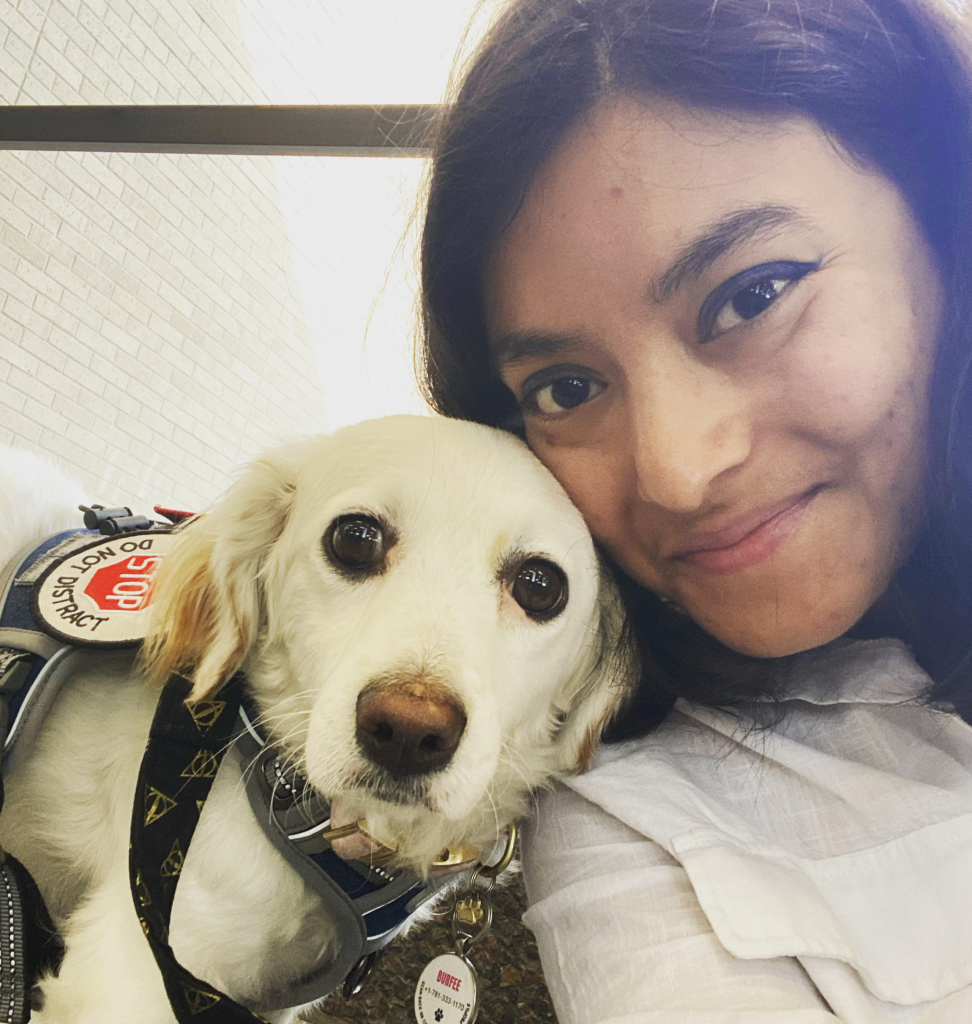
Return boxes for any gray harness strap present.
[234,708,451,1009]
[0,531,92,776]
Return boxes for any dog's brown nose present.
[356,682,466,777]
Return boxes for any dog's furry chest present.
[0,656,341,1007]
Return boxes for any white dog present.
[0,416,633,1024]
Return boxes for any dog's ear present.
[553,566,638,773]
[142,454,298,701]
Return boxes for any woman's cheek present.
[527,426,627,540]
[782,290,932,453]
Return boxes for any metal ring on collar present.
[472,821,518,883]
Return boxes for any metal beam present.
[0,105,439,155]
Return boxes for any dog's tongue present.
[327,800,390,862]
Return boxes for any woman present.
[419,0,972,1020]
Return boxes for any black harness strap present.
[0,843,63,1023]
[129,673,269,1024]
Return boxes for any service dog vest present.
[0,521,450,1023]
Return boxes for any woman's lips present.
[672,489,820,576]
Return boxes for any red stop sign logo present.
[84,554,162,612]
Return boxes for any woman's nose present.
[629,364,752,513]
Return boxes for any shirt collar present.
[764,636,933,706]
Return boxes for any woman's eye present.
[525,373,606,415]
[710,277,788,335]
[700,260,819,342]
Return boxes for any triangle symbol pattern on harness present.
[181,983,222,1015]
[135,870,152,906]
[181,750,219,779]
[160,838,185,878]
[185,699,227,734]
[144,785,178,825]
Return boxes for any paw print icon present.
[434,1010,444,1022]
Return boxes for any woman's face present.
[486,97,943,657]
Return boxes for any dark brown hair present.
[419,0,972,733]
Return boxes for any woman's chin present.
[668,510,890,658]
[685,593,868,659]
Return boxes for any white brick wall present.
[0,0,429,515]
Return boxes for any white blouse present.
[521,638,972,1023]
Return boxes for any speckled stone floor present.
[302,869,556,1024]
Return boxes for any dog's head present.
[143,416,636,869]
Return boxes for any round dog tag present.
[31,531,176,646]
[414,953,479,1024]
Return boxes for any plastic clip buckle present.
[78,505,153,535]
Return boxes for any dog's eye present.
[512,559,568,620]
[325,515,386,574]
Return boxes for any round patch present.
[414,953,479,1024]
[31,531,177,646]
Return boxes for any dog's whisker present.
[252,707,313,750]
[226,708,316,804]
[480,780,503,850]
[254,707,313,726]
[496,750,534,798]
[276,721,315,760]
[246,693,315,731]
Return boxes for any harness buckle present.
[78,505,154,535]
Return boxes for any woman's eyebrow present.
[493,206,807,367]
[492,331,582,368]
[653,204,808,301]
